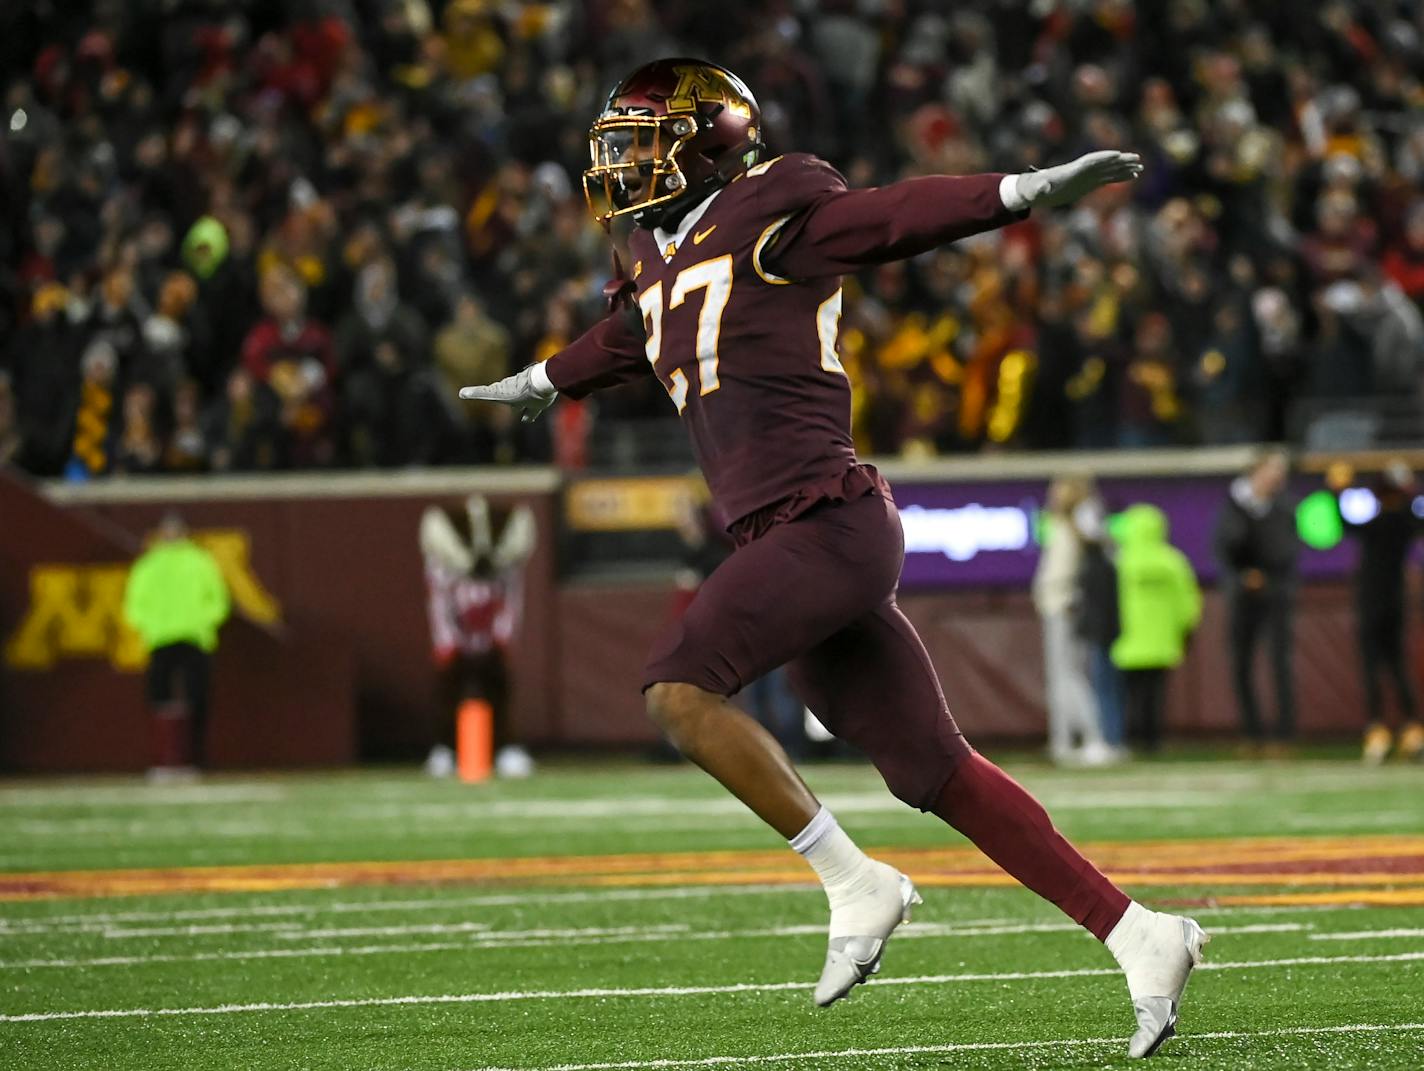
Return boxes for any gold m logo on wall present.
[3,530,282,672]
[4,565,146,670]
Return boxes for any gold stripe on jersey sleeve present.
[745,154,785,178]
[752,214,795,286]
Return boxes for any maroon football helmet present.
[584,58,764,229]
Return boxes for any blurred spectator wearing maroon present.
[240,265,337,468]
[1384,202,1424,305]
[3,1,1424,471]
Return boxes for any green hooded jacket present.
[181,216,230,280]
[122,539,231,653]
[1110,505,1201,670]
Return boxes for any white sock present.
[1105,901,1187,1000]
[789,807,898,938]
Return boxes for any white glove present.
[1008,150,1144,210]
[458,365,557,423]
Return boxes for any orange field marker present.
[456,699,494,783]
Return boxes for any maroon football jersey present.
[547,154,1019,525]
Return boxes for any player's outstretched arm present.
[1008,150,1143,210]
[458,296,649,420]
[763,151,1142,281]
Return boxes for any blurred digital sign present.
[894,476,1360,590]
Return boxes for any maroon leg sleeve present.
[932,752,1130,941]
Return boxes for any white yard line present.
[0,910,1306,948]
[4,790,1237,842]
[85,921,331,938]
[101,920,495,940]
[0,883,1373,942]
[1181,923,1307,934]
[1,941,488,970]
[1311,928,1424,940]
[1189,902,1367,916]
[1275,810,1424,830]
[0,884,821,935]
[268,922,681,942]
[468,1022,1424,1071]
[0,788,1238,824]
[0,785,287,807]
[4,950,1423,1023]
[0,923,1011,970]
[0,921,1308,971]
[96,919,1073,943]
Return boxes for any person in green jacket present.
[122,513,231,771]
[1110,505,1202,752]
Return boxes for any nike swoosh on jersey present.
[693,225,717,245]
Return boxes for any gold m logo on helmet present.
[669,66,753,119]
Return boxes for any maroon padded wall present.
[0,471,356,771]
[1,465,1395,773]
[553,583,1379,747]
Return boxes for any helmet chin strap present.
[634,141,764,231]
[649,186,713,231]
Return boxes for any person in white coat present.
[1033,476,1114,766]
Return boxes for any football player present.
[461,59,1206,1058]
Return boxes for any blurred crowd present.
[2,0,1423,478]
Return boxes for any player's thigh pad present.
[643,492,904,696]
[788,600,970,810]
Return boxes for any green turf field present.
[2,755,1422,1070]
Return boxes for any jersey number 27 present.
[639,255,845,413]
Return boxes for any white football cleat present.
[1126,916,1210,1058]
[813,868,921,1007]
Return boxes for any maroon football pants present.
[644,486,968,808]
[643,483,1128,939]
